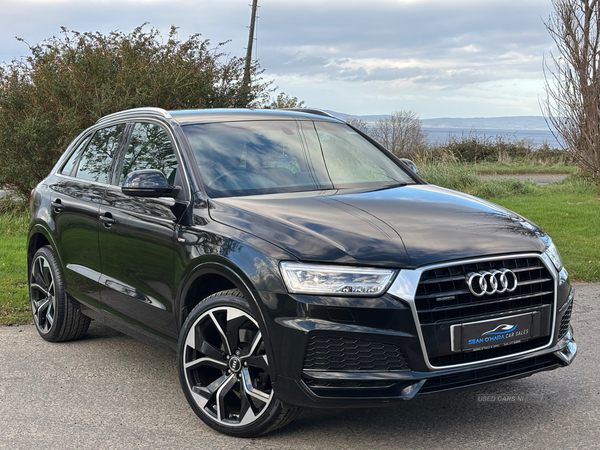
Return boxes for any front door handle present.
[99,212,116,228]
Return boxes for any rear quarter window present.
[74,124,126,183]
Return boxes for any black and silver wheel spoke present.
[184,327,228,371]
[183,305,274,428]
[191,373,231,408]
[215,374,239,422]
[208,311,232,354]
[185,355,228,372]
[29,282,48,298]
[225,314,248,352]
[243,330,262,357]
[30,256,56,334]
[37,298,53,326]
[242,354,269,372]
[237,382,259,426]
[198,340,227,362]
[241,368,271,403]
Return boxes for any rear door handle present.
[99,212,116,227]
[51,199,63,213]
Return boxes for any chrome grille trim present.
[416,290,554,315]
[387,253,558,370]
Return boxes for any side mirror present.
[122,169,180,198]
[399,158,418,174]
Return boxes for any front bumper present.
[261,258,576,409]
[270,326,576,409]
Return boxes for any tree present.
[345,118,371,135]
[267,92,305,109]
[0,25,271,198]
[370,110,427,157]
[542,0,600,180]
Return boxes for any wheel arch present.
[27,224,59,274]
[177,261,277,377]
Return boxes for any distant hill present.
[323,110,552,132]
[420,116,551,131]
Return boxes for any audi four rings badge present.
[466,269,518,297]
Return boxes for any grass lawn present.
[0,214,30,325]
[1,176,598,325]
[488,192,600,282]
[462,162,579,175]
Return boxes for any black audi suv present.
[28,108,577,436]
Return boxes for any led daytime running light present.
[280,262,396,296]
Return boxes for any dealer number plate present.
[450,313,533,352]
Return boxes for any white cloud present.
[0,0,557,117]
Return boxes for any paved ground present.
[0,282,598,450]
[479,174,570,184]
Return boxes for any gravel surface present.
[0,282,598,450]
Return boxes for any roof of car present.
[96,107,342,126]
[169,108,341,125]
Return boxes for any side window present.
[119,122,178,186]
[315,121,412,185]
[60,137,90,176]
[75,124,126,183]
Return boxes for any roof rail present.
[96,107,172,124]
[279,108,336,118]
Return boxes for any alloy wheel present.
[30,254,57,334]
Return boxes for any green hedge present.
[0,25,271,199]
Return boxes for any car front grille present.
[303,334,409,371]
[415,257,554,324]
[415,256,555,367]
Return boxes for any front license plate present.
[451,313,533,352]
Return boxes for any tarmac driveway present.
[0,282,598,450]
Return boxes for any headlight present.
[279,262,396,296]
[544,239,563,271]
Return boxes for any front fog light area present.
[279,262,396,296]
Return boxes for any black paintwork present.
[121,169,180,198]
[28,108,576,408]
[209,184,545,268]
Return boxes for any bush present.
[0,25,271,199]
[418,164,539,198]
[418,163,596,199]
[425,131,572,166]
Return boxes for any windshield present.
[182,119,415,198]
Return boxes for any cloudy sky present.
[0,0,557,118]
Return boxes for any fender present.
[27,222,61,271]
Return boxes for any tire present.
[177,289,302,437]
[29,246,91,342]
